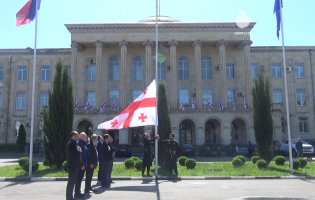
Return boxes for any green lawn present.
[1,162,315,178]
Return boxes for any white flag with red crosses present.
[97,80,157,130]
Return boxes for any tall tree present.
[16,124,26,153]
[251,71,274,163]
[43,59,74,168]
[151,81,172,167]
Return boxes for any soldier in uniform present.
[142,133,158,176]
[159,133,180,175]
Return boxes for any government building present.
[0,16,314,148]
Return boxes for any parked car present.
[199,143,222,157]
[282,139,314,157]
[180,144,195,157]
[306,140,315,155]
[115,144,132,157]
[226,143,253,157]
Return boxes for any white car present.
[282,139,314,157]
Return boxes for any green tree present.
[43,59,74,168]
[151,81,172,167]
[251,71,274,163]
[16,124,26,153]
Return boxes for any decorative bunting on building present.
[85,101,90,113]
[112,101,117,111]
[75,100,79,112]
[243,99,247,112]
[180,100,185,111]
[232,102,236,111]
[191,100,195,109]
[207,99,212,111]
[217,101,223,111]
[100,101,105,113]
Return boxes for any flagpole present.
[29,0,38,176]
[279,0,293,174]
[154,0,159,177]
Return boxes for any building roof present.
[138,15,181,23]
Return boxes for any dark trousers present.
[75,168,85,195]
[66,168,79,199]
[169,159,178,175]
[101,161,110,187]
[85,165,95,191]
[142,163,150,175]
[248,150,253,159]
[98,161,102,181]
[108,161,113,181]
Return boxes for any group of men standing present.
[65,131,115,200]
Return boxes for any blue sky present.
[1,0,314,49]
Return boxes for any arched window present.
[110,57,119,81]
[201,56,212,80]
[133,56,143,80]
[158,54,166,80]
[179,122,192,144]
[179,56,189,80]
[205,122,216,144]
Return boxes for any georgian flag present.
[207,99,212,111]
[191,100,195,109]
[180,100,185,111]
[232,102,236,111]
[75,100,79,111]
[98,80,157,130]
[243,99,247,112]
[100,101,105,113]
[85,101,90,113]
[112,101,117,111]
[217,101,223,111]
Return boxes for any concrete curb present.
[0,176,312,182]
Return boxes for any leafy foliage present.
[274,156,286,166]
[256,159,268,170]
[18,157,29,167]
[235,155,246,165]
[179,156,188,166]
[124,158,135,169]
[22,161,39,172]
[185,159,196,169]
[232,158,242,168]
[16,124,27,153]
[135,160,143,171]
[298,157,307,168]
[129,156,140,162]
[293,159,300,170]
[251,156,261,164]
[61,161,67,172]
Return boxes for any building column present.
[221,125,232,145]
[168,40,178,110]
[143,40,153,86]
[242,39,253,108]
[193,40,202,109]
[95,41,104,109]
[217,39,228,108]
[119,40,128,109]
[71,42,80,101]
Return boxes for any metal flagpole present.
[154,0,159,177]
[279,0,293,174]
[29,0,39,176]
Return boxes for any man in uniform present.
[142,133,158,176]
[85,134,98,193]
[100,134,111,188]
[159,133,180,175]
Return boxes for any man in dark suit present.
[85,134,98,193]
[74,132,88,198]
[100,134,111,188]
[66,131,81,200]
[108,136,115,184]
[97,135,103,182]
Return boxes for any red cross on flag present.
[97,80,157,130]
[207,99,212,111]
[85,101,90,113]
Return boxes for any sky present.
[0,0,314,49]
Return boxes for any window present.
[18,66,27,81]
[281,117,285,133]
[272,63,281,78]
[299,117,308,133]
[179,122,192,144]
[179,89,189,105]
[0,66,3,87]
[16,92,26,110]
[295,63,304,78]
[201,56,212,80]
[65,66,71,79]
[132,90,142,101]
[39,92,49,109]
[0,93,2,109]
[202,89,212,104]
[86,91,95,107]
[227,90,235,105]
[109,90,119,106]
[133,56,143,80]
[158,57,166,80]
[251,63,257,78]
[205,122,216,144]
[179,56,189,80]
[110,57,119,81]
[226,64,234,78]
[273,89,283,104]
[297,89,306,106]
[87,65,96,80]
[41,66,50,81]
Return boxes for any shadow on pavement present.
[0,182,31,190]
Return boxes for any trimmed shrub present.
[61,161,67,172]
[251,156,260,164]
[18,157,29,167]
[135,160,143,171]
[124,158,135,169]
[130,156,140,162]
[179,156,188,166]
[22,161,39,172]
[235,155,246,165]
[298,158,307,168]
[293,159,300,170]
[256,159,268,170]
[232,158,242,168]
[185,159,197,169]
[274,156,286,166]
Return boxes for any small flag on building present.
[75,100,79,112]
[232,102,236,111]
[243,99,247,112]
[217,101,223,111]
[16,0,41,27]
[100,101,105,113]
[180,100,185,111]
[191,100,195,109]
[112,101,117,111]
[207,99,212,111]
[85,101,90,113]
